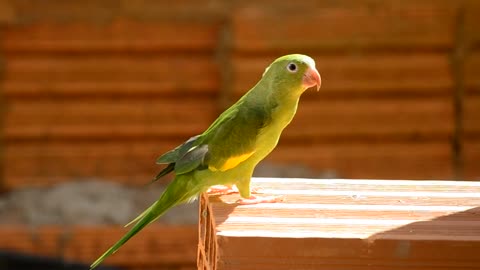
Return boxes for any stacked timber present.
[198,178,480,270]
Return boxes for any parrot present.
[90,54,321,269]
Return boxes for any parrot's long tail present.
[90,176,197,269]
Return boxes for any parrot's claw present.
[236,195,284,205]
[207,185,238,195]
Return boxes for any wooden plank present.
[5,140,177,159]
[464,140,480,180]
[460,47,479,180]
[0,0,15,23]
[465,1,480,49]
[284,97,453,140]
[3,80,218,98]
[232,53,453,96]
[267,142,453,180]
[5,0,222,22]
[465,51,480,94]
[198,178,480,270]
[232,2,456,52]
[5,98,215,123]
[4,155,161,184]
[3,55,217,83]
[5,121,209,140]
[2,55,218,96]
[464,94,480,136]
[1,20,220,53]
[4,96,453,140]
[3,140,179,189]
[120,0,224,19]
[3,139,453,190]
[4,98,215,140]
[3,135,453,190]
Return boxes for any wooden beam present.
[198,178,480,270]
[231,1,457,52]
[1,20,220,53]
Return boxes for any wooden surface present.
[198,178,480,270]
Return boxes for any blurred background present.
[0,0,479,269]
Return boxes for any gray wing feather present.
[174,145,209,175]
[156,135,200,164]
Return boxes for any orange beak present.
[302,67,321,91]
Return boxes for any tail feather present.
[124,204,152,227]
[90,199,177,269]
[90,174,201,269]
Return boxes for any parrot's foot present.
[206,185,238,195]
[237,195,284,205]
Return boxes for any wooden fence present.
[0,0,479,191]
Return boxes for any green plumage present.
[90,54,320,269]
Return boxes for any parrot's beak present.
[302,67,321,91]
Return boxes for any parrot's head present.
[262,54,321,97]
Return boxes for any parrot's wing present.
[201,103,271,172]
[152,101,270,181]
[151,135,201,182]
[174,144,209,174]
[156,135,200,164]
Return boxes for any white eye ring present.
[286,62,298,73]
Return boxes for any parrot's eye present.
[287,63,298,73]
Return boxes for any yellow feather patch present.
[209,151,255,172]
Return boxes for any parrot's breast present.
[252,98,300,163]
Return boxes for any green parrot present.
[90,54,321,269]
